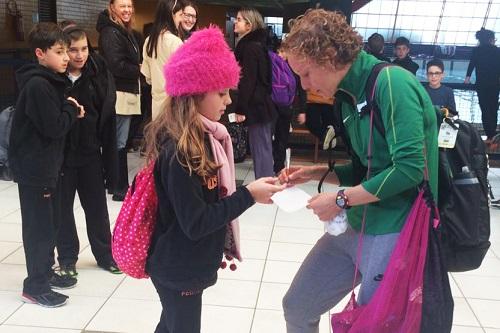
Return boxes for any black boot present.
[112,149,129,202]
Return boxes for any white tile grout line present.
[249,206,280,333]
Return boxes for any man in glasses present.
[425,58,456,112]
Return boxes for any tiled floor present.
[0,153,499,333]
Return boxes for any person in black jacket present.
[234,7,276,178]
[367,33,391,62]
[392,36,419,75]
[144,27,284,333]
[9,23,84,308]
[465,28,500,141]
[96,0,141,201]
[53,26,121,278]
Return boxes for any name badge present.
[438,122,459,148]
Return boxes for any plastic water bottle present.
[325,210,348,236]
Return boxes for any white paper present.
[228,113,237,123]
[272,187,312,213]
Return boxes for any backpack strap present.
[359,62,394,138]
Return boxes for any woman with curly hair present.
[278,9,439,332]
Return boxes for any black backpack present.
[0,106,15,181]
[342,63,491,272]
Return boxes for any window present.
[39,0,57,23]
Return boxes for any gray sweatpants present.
[282,226,400,333]
[248,122,275,178]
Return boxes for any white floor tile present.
[262,261,301,284]
[239,224,273,241]
[451,326,484,333]
[256,282,289,310]
[452,297,480,327]
[485,329,500,332]
[0,181,15,192]
[0,242,21,262]
[61,268,125,298]
[267,242,313,262]
[5,295,107,329]
[0,210,21,224]
[202,305,254,333]
[0,264,26,292]
[218,258,265,282]
[0,224,22,243]
[453,274,500,300]
[272,227,324,245]
[111,276,159,301]
[0,326,80,333]
[240,240,270,260]
[449,274,464,298]
[468,299,500,328]
[85,298,161,333]
[0,291,23,323]
[0,197,20,219]
[203,279,260,308]
[251,309,331,333]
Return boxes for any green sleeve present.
[361,67,427,199]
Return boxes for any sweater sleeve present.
[361,67,427,200]
[25,79,78,139]
[164,156,255,241]
[141,40,152,85]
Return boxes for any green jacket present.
[334,51,438,234]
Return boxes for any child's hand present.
[246,177,286,204]
[235,114,246,123]
[297,113,306,125]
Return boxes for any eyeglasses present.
[183,13,197,21]
[427,71,443,76]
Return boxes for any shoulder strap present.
[360,62,394,138]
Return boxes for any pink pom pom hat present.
[164,25,241,97]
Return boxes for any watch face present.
[336,196,346,208]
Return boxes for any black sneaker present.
[49,271,77,290]
[98,259,123,275]
[59,263,78,277]
[21,290,69,308]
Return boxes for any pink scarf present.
[200,115,242,261]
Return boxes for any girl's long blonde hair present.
[144,95,220,181]
[108,0,135,31]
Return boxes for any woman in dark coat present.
[96,0,141,201]
[234,7,276,178]
[465,28,500,141]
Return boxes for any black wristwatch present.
[335,189,351,209]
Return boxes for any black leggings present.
[151,277,203,333]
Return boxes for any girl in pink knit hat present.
[143,26,285,333]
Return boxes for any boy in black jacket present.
[8,23,85,308]
[55,25,121,277]
[392,36,419,75]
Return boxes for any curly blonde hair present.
[282,9,363,68]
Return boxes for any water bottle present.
[325,210,348,236]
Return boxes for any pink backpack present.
[112,161,158,279]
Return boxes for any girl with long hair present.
[144,26,284,333]
[141,0,185,120]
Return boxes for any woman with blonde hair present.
[234,7,276,178]
[96,0,141,201]
[141,0,185,120]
